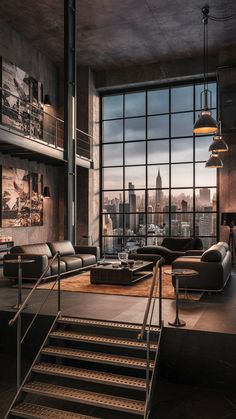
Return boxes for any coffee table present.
[90,261,153,285]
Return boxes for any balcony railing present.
[0,87,92,160]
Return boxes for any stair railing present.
[138,258,164,419]
[8,252,61,390]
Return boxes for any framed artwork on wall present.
[0,57,43,138]
[0,166,43,227]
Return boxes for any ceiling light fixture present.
[208,122,228,153]
[205,153,223,169]
[193,6,217,135]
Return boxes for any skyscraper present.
[155,169,163,226]
[128,182,137,233]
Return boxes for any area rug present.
[37,268,203,301]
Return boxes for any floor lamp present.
[221,213,236,264]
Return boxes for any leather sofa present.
[135,237,203,264]
[3,240,100,281]
[172,242,231,292]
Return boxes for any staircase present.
[7,316,161,419]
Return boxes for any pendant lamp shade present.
[208,135,228,153]
[193,110,218,134]
[205,153,223,168]
[43,186,51,198]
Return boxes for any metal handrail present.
[7,252,62,391]
[137,258,163,419]
[0,86,93,158]
[8,252,59,327]
[138,258,163,340]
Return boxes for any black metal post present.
[168,276,186,328]
[16,315,21,389]
[64,0,77,244]
[159,266,162,328]
[57,253,61,313]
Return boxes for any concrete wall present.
[0,153,60,245]
[0,18,59,109]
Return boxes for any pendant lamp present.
[205,153,223,168]
[193,7,217,134]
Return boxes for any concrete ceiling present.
[0,0,236,69]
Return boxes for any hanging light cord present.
[202,8,236,22]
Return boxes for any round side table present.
[164,268,198,327]
[5,257,35,310]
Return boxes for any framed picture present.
[0,166,43,227]
[0,58,43,138]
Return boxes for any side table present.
[5,256,35,310]
[164,268,198,327]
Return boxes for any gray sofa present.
[3,240,100,281]
[172,242,231,292]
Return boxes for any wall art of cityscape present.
[1,167,43,227]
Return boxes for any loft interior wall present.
[0,17,60,111]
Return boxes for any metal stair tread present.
[23,381,145,415]
[42,346,153,369]
[50,330,157,350]
[58,316,159,332]
[10,402,99,418]
[33,362,146,389]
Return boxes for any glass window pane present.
[125,190,146,213]
[195,136,213,161]
[102,191,123,212]
[148,115,169,139]
[124,237,146,251]
[102,213,123,235]
[148,165,169,188]
[125,117,145,141]
[103,144,123,166]
[171,138,193,163]
[195,163,217,187]
[148,140,169,164]
[125,141,145,165]
[102,95,123,119]
[171,213,193,237]
[147,217,169,235]
[103,120,123,143]
[171,189,193,211]
[195,213,217,237]
[125,92,145,117]
[103,167,123,190]
[103,236,123,253]
[171,164,193,187]
[125,166,146,189]
[195,188,217,211]
[171,86,193,112]
[124,214,146,236]
[148,89,169,114]
[147,235,169,245]
[171,113,193,137]
[198,237,217,250]
[147,189,169,212]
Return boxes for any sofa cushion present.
[48,240,75,256]
[11,243,52,258]
[76,254,96,267]
[201,244,227,262]
[162,237,194,251]
[50,259,67,276]
[61,256,82,270]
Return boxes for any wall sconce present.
[43,94,51,107]
[43,186,51,198]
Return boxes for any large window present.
[101,82,218,253]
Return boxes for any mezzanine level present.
[0,87,93,168]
